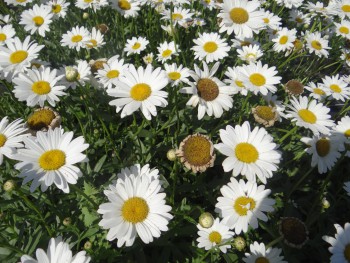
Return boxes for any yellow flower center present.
[91,61,106,73]
[311,40,322,50]
[71,35,83,43]
[342,5,350,12]
[255,106,275,121]
[344,244,350,262]
[86,39,97,48]
[197,78,219,101]
[27,109,56,130]
[279,35,288,44]
[293,39,303,50]
[118,0,131,10]
[16,0,26,2]
[33,16,44,26]
[168,72,181,80]
[39,149,66,170]
[132,42,141,50]
[285,80,304,95]
[330,84,342,93]
[183,135,212,166]
[235,142,259,163]
[0,134,7,147]
[339,26,350,34]
[32,81,51,95]
[249,73,266,86]
[316,138,330,157]
[344,129,350,138]
[229,7,249,24]
[121,197,149,223]
[84,0,93,2]
[0,33,7,42]
[10,50,28,64]
[234,196,256,216]
[130,83,151,101]
[255,257,270,263]
[203,41,218,53]
[295,17,303,23]
[208,231,222,244]
[313,88,325,95]
[106,70,120,79]
[235,80,244,88]
[162,49,172,58]
[52,4,62,13]
[298,109,317,124]
[172,13,183,20]
[263,18,269,24]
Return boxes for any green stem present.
[278,126,298,144]
[287,167,315,199]
[266,236,283,249]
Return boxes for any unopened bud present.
[167,149,177,161]
[63,217,72,226]
[233,236,246,251]
[198,212,214,228]
[84,241,92,250]
[3,180,15,192]
[83,12,89,19]
[65,66,78,82]
[322,198,330,209]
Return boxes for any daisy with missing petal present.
[272,27,297,53]
[180,62,234,120]
[157,41,180,63]
[214,121,281,183]
[14,127,89,193]
[61,26,90,51]
[197,218,234,253]
[20,4,53,37]
[217,0,265,38]
[124,36,149,56]
[239,61,282,96]
[164,63,190,86]
[215,178,275,234]
[96,55,128,89]
[237,44,263,64]
[321,74,350,102]
[107,64,168,120]
[97,168,173,247]
[13,66,66,107]
[323,222,350,263]
[0,24,16,46]
[21,236,90,263]
[304,81,327,101]
[243,242,287,263]
[224,66,249,96]
[86,27,105,49]
[305,31,330,58]
[48,0,70,18]
[0,117,27,165]
[344,182,350,196]
[192,32,230,63]
[112,0,140,18]
[286,96,334,135]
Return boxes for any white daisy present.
[112,0,140,18]
[323,222,350,263]
[197,218,235,253]
[164,63,190,86]
[60,26,90,51]
[161,7,194,27]
[224,66,249,96]
[0,117,27,165]
[86,27,105,49]
[286,96,334,135]
[272,27,297,53]
[19,4,53,37]
[337,0,350,19]
[304,81,327,101]
[305,31,330,58]
[344,182,350,196]
[124,36,149,56]
[0,24,16,46]
[200,0,217,10]
[321,74,350,102]
[156,41,179,63]
[21,236,91,263]
[262,92,286,120]
[275,0,303,9]
[14,127,89,193]
[96,55,128,89]
[261,9,282,30]
[214,121,281,183]
[4,0,33,6]
[47,0,70,18]
[180,62,234,120]
[107,64,168,120]
[289,9,311,26]
[237,44,263,64]
[142,52,154,65]
[333,115,350,157]
[215,177,275,234]
[243,242,287,263]
[97,167,173,247]
[113,163,162,185]
[12,66,66,107]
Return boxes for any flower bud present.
[3,180,15,192]
[84,241,92,250]
[63,217,72,226]
[166,149,177,161]
[322,197,330,209]
[65,66,78,82]
[198,212,214,228]
[233,236,246,251]
[83,12,89,19]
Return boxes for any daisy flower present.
[289,9,311,26]
[86,27,105,49]
[341,49,350,67]
[344,182,350,196]
[304,81,327,101]
[243,242,287,263]
[161,6,194,27]
[0,14,12,25]
[107,64,168,120]
[261,10,282,30]
[214,121,281,183]
[0,36,44,75]
[231,36,259,49]
[334,20,350,39]
[304,1,331,17]
[19,4,53,37]
[156,41,179,63]
[4,0,33,6]
[239,61,282,96]
[275,0,303,9]
[143,52,154,65]
[61,26,90,51]
[0,24,16,46]
[272,27,297,53]
[237,44,263,64]
[26,106,61,135]
[305,31,330,58]
[96,55,128,89]
[200,0,217,10]
[197,218,235,253]
[14,127,89,193]
[224,66,249,96]
[337,0,350,19]
[191,32,230,63]
[0,117,27,165]
[47,0,70,18]
[262,92,286,120]
[323,222,350,263]
[180,62,234,120]
[333,115,350,157]
[217,0,265,38]
[112,0,140,18]
[97,167,173,247]
[215,178,275,234]
[12,66,66,107]
[164,63,190,86]
[113,163,162,185]
[21,236,91,263]
[321,74,350,102]
[124,36,149,56]
[286,96,334,135]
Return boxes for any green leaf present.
[93,154,107,173]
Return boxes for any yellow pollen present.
[342,5,350,12]
[84,0,93,2]
[33,16,44,26]
[313,88,325,95]
[118,0,131,10]
[235,143,259,163]
[86,39,97,48]
[71,35,83,43]
[208,231,222,244]
[32,81,51,95]
[162,49,172,58]
[330,84,342,93]
[255,257,270,263]
[130,83,151,101]
[52,4,61,13]
[229,7,249,24]
[234,196,256,216]
[106,70,120,79]
[279,35,288,45]
[39,149,66,170]
[168,72,181,80]
[183,136,212,166]
[298,109,317,124]
[91,61,105,73]
[249,73,266,86]
[255,106,275,121]
[203,41,218,53]
[344,244,350,262]
[0,33,7,42]
[27,109,56,130]
[235,80,244,88]
[132,42,141,50]
[16,0,26,2]
[121,197,149,223]
[172,13,183,20]
[0,134,7,147]
[344,129,350,138]
[293,39,303,50]
[10,50,28,64]
[295,17,303,23]
[316,138,330,157]
[263,18,269,24]
[197,78,219,101]
[339,26,350,34]
[311,40,322,50]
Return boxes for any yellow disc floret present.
[32,81,51,95]
[121,197,149,223]
[183,136,212,166]
[39,149,66,170]
[234,196,256,216]
[208,231,222,244]
[197,78,219,101]
[235,143,259,163]
[130,83,152,101]
[298,109,317,124]
[0,134,7,147]
[10,50,28,64]
[229,8,249,24]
